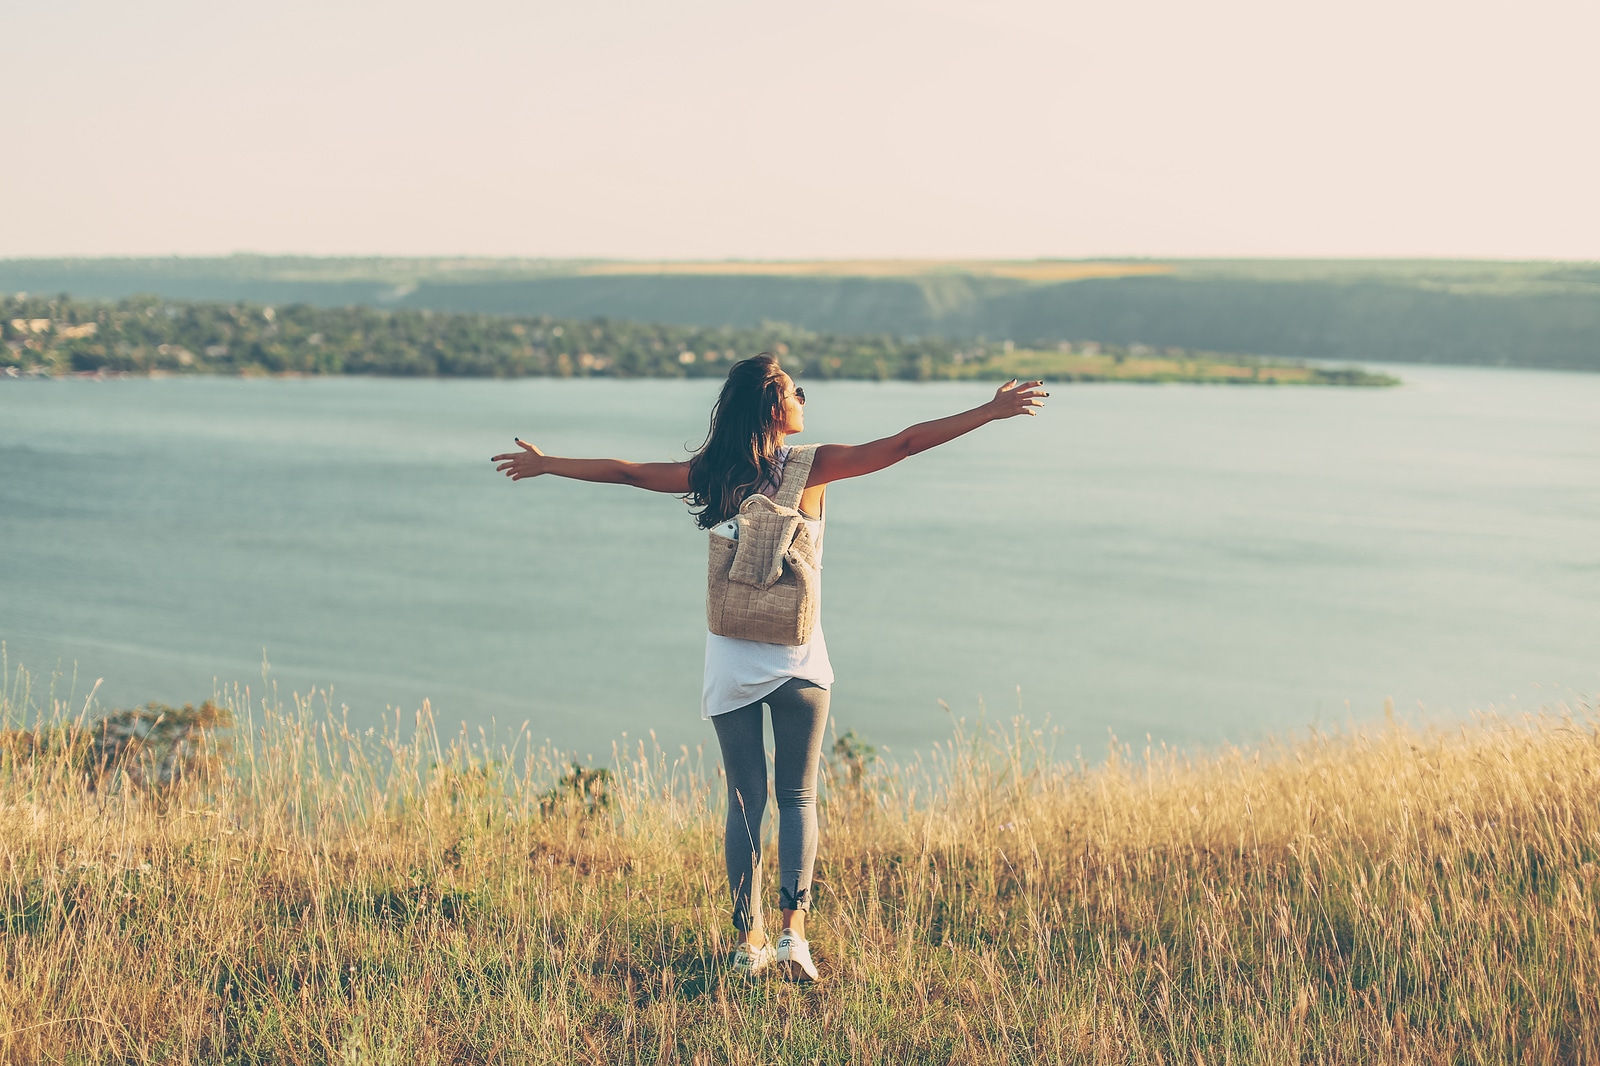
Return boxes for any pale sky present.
[6,0,1597,260]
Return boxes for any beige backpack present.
[706,444,820,645]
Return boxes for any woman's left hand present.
[491,438,549,480]
[986,379,1049,419]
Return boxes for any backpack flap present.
[729,495,813,588]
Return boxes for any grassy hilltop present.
[2,255,1596,371]
[3,664,1597,1064]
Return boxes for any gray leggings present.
[711,677,831,931]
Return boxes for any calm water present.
[2,369,1596,759]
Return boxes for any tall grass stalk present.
[2,663,1597,1064]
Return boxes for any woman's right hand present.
[491,438,549,481]
[985,379,1049,419]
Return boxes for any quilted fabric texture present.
[707,535,818,645]
[707,445,820,645]
[730,496,816,589]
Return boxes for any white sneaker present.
[775,930,819,982]
[731,939,776,978]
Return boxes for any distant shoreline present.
[1,362,1399,387]
[3,293,1397,387]
[3,254,1596,372]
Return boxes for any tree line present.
[2,293,1390,385]
[2,294,998,380]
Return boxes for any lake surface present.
[2,369,1596,761]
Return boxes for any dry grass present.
[2,663,1597,1064]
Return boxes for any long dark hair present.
[687,353,788,529]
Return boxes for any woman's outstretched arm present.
[808,379,1047,486]
[491,439,690,493]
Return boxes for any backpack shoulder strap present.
[771,444,818,510]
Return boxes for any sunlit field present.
[3,660,1596,1064]
[574,260,1174,282]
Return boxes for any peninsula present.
[3,294,1395,386]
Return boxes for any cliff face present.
[960,277,1600,370]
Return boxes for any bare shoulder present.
[803,443,844,484]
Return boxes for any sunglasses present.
[793,386,806,405]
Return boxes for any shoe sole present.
[781,959,819,982]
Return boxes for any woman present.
[492,355,1046,981]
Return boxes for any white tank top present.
[701,447,834,718]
